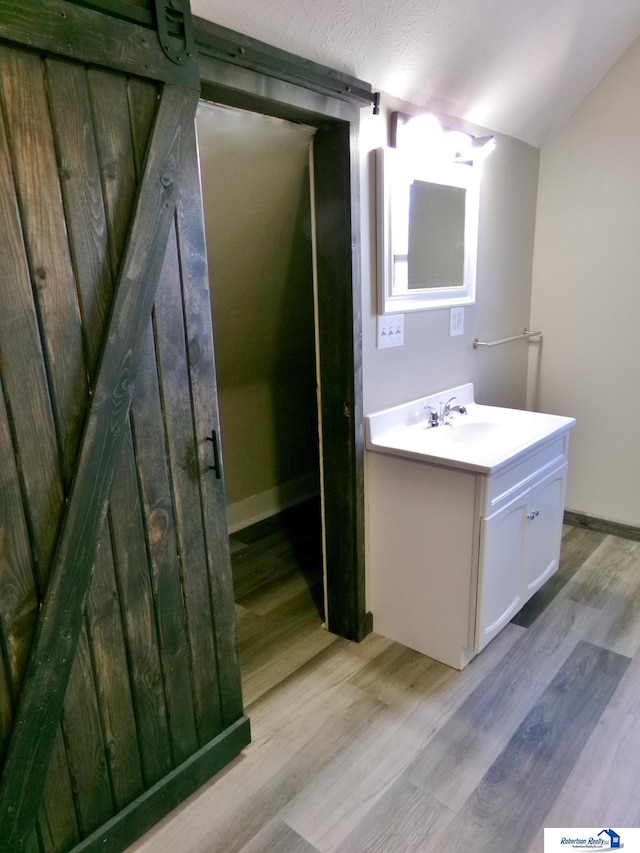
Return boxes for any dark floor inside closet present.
[230,499,333,706]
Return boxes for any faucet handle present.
[424,404,439,427]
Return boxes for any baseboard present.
[564,510,640,543]
[227,472,319,533]
[73,715,251,853]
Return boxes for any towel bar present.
[473,329,542,349]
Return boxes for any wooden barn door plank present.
[176,130,244,723]
[0,47,88,489]
[39,624,114,843]
[0,381,38,718]
[152,215,225,746]
[39,730,81,853]
[108,426,174,786]
[60,629,115,837]
[0,62,63,596]
[129,77,161,169]
[131,257,201,766]
[0,655,12,765]
[44,57,116,379]
[83,532,145,812]
[87,68,139,278]
[0,83,200,850]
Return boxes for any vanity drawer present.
[483,434,568,514]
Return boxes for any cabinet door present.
[476,491,529,652]
[524,462,568,596]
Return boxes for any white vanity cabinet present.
[475,455,568,652]
[365,386,575,669]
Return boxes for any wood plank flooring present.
[128,520,640,853]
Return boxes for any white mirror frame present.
[376,146,480,314]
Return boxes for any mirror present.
[376,146,480,313]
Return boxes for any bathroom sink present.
[365,383,576,473]
[440,420,503,443]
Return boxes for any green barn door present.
[0,2,249,851]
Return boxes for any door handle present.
[206,429,222,479]
[527,510,540,520]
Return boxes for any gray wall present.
[196,103,319,530]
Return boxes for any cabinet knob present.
[527,510,540,520]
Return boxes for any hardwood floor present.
[128,519,640,853]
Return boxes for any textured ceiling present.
[192,0,640,147]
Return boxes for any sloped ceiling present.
[192,0,640,147]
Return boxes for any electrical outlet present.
[377,314,405,348]
[450,306,464,336]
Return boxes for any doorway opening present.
[196,101,335,703]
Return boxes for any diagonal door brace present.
[0,83,200,850]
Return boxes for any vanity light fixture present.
[390,111,495,164]
[469,134,496,159]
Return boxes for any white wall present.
[529,36,640,527]
[359,96,540,417]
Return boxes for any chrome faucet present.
[425,396,467,427]
[441,396,467,425]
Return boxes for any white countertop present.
[365,384,576,474]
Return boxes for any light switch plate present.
[449,306,464,336]
[377,314,405,348]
